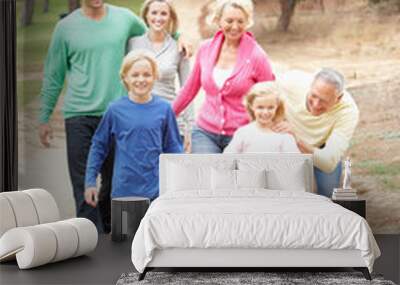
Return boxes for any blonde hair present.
[141,0,179,35]
[244,81,286,123]
[212,0,254,28]
[120,50,159,91]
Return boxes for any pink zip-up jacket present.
[172,30,275,136]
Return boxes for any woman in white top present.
[224,81,299,153]
[127,0,194,152]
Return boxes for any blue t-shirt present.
[85,95,182,199]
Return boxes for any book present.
[333,188,357,193]
[333,193,358,197]
[332,194,359,200]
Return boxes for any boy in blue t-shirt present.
[84,50,182,205]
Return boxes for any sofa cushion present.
[42,221,79,262]
[0,196,16,237]
[0,192,39,227]
[24,189,60,223]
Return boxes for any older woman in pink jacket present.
[173,0,275,153]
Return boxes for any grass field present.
[16,0,143,106]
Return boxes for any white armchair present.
[0,189,98,269]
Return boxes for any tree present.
[68,0,80,13]
[21,0,35,26]
[43,0,49,13]
[277,0,299,32]
[197,0,307,36]
[369,0,400,11]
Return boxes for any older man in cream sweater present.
[275,68,359,197]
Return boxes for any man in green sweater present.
[38,0,190,232]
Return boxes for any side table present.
[111,196,150,242]
[332,199,366,218]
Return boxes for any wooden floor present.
[0,234,398,285]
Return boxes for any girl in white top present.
[224,81,300,153]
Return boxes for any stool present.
[111,197,150,242]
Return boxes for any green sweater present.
[39,4,146,123]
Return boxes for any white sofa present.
[132,153,379,281]
[0,188,98,269]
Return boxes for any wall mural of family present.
[32,0,369,234]
[39,0,358,232]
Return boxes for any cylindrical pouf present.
[42,221,79,262]
[111,197,150,242]
[0,196,17,237]
[23,188,60,223]
[63,218,98,257]
[0,226,57,269]
[1,192,39,227]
